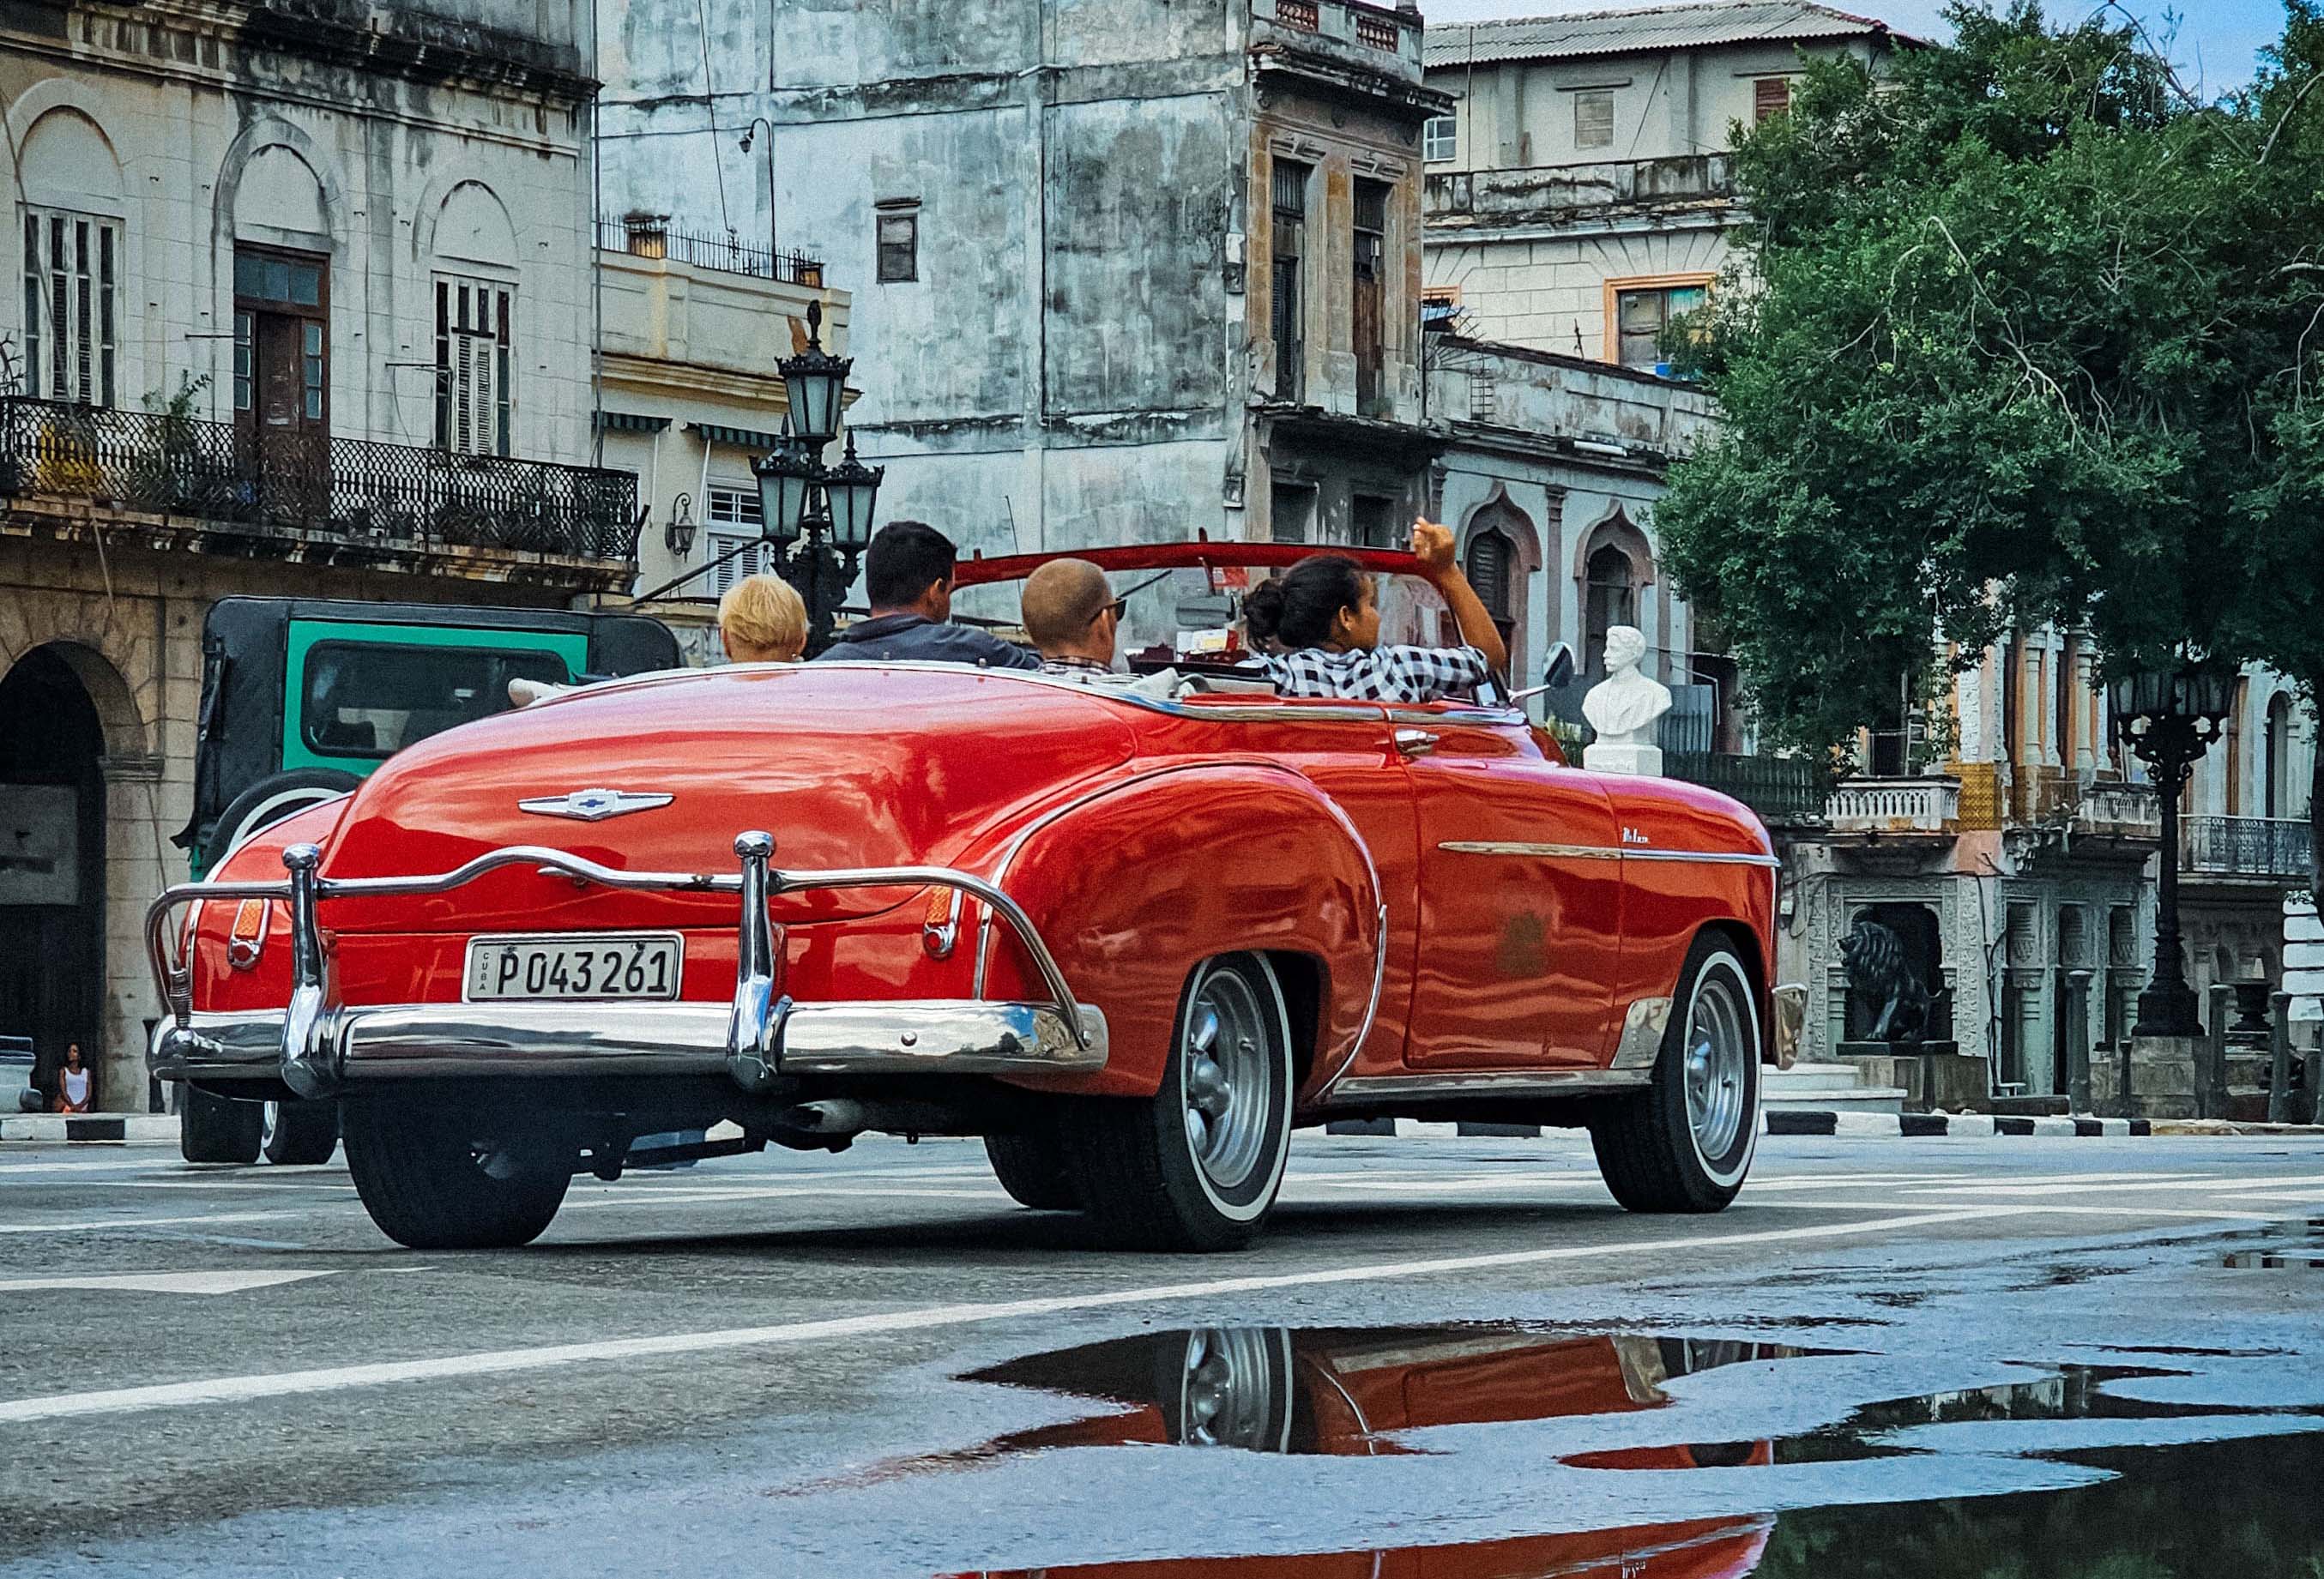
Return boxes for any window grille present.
[1575,90,1615,150]
[877,205,919,284]
[22,209,118,407]
[1276,0,1319,31]
[435,277,512,456]
[1271,160,1309,402]
[1355,10,1399,49]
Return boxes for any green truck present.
[174,597,679,1164]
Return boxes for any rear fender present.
[980,762,1385,1100]
[188,796,351,1013]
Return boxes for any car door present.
[1399,709,1622,1070]
[1257,702,1423,1087]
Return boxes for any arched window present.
[1584,542,1636,678]
[2265,692,2292,819]
[1466,527,1516,654]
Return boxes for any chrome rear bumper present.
[147,833,1107,1094]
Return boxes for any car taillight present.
[227,899,269,971]
[922,888,961,959]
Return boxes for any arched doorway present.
[0,647,107,1098]
[2264,691,2291,819]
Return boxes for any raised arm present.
[1409,518,1510,676]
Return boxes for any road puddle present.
[911,1328,2324,1577]
[939,1431,2324,1576]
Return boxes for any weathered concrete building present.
[1420,2,1904,364]
[0,0,635,1107]
[598,0,1450,606]
[592,218,849,662]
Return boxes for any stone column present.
[96,750,169,1112]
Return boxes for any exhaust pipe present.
[775,1098,964,1141]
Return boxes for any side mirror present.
[1511,642,1577,704]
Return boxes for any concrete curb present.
[1322,1112,2200,1139]
[0,1114,181,1143]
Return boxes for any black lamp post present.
[2109,662,2237,1040]
[753,300,880,654]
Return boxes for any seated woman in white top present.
[1246,519,1510,703]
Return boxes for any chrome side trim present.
[1621,848,1785,869]
[1325,1068,1651,1103]
[1610,995,1675,1070]
[1436,841,1779,869]
[1438,840,1619,860]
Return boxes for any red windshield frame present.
[951,539,1424,588]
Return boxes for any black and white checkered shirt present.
[1258,644,1492,703]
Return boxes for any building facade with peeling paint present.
[597,0,1448,616]
[0,0,625,1107]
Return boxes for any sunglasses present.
[1088,569,1175,626]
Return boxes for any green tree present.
[1657,1,2324,893]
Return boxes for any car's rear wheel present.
[1065,953,1294,1252]
[1590,937,1760,1214]
[984,1132,1079,1210]
[179,1085,263,1165]
[341,1103,574,1249]
[261,1098,340,1166]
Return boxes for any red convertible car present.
[147,543,1779,1251]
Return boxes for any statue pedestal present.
[1583,741,1663,776]
[1835,1040,1983,1113]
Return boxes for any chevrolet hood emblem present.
[517,788,674,822]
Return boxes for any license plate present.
[464,932,683,1002]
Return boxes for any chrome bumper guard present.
[147,833,1106,1097]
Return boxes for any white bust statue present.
[1581,624,1671,776]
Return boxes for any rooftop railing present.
[598,220,825,287]
[0,396,640,563]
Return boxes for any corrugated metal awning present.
[1422,2,1897,70]
[688,421,785,452]
[594,410,672,432]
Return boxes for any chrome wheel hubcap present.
[1177,1328,1277,1449]
[1181,967,1272,1194]
[1685,970,1750,1161]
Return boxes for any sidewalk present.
[0,1113,181,1143]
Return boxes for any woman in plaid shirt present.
[1246,519,1510,702]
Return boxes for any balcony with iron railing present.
[0,397,640,573]
[2182,816,2316,882]
[1662,751,1829,828]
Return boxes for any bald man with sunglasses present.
[1021,557,1124,678]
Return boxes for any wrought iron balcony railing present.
[2181,816,2315,880]
[0,396,639,562]
[1663,750,1829,828]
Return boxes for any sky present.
[1417,0,2291,95]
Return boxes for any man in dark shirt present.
[812,519,1041,670]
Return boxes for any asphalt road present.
[1,1131,2321,1576]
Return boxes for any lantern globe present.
[823,433,884,552]
[752,440,818,540]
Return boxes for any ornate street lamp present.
[2109,661,2238,1039]
[624,301,877,638]
[752,302,881,653]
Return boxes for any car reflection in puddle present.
[963,1327,1814,1462]
[915,1326,2324,1579]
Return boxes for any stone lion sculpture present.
[1841,919,1933,1046]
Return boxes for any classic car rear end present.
[152,550,1783,1256]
